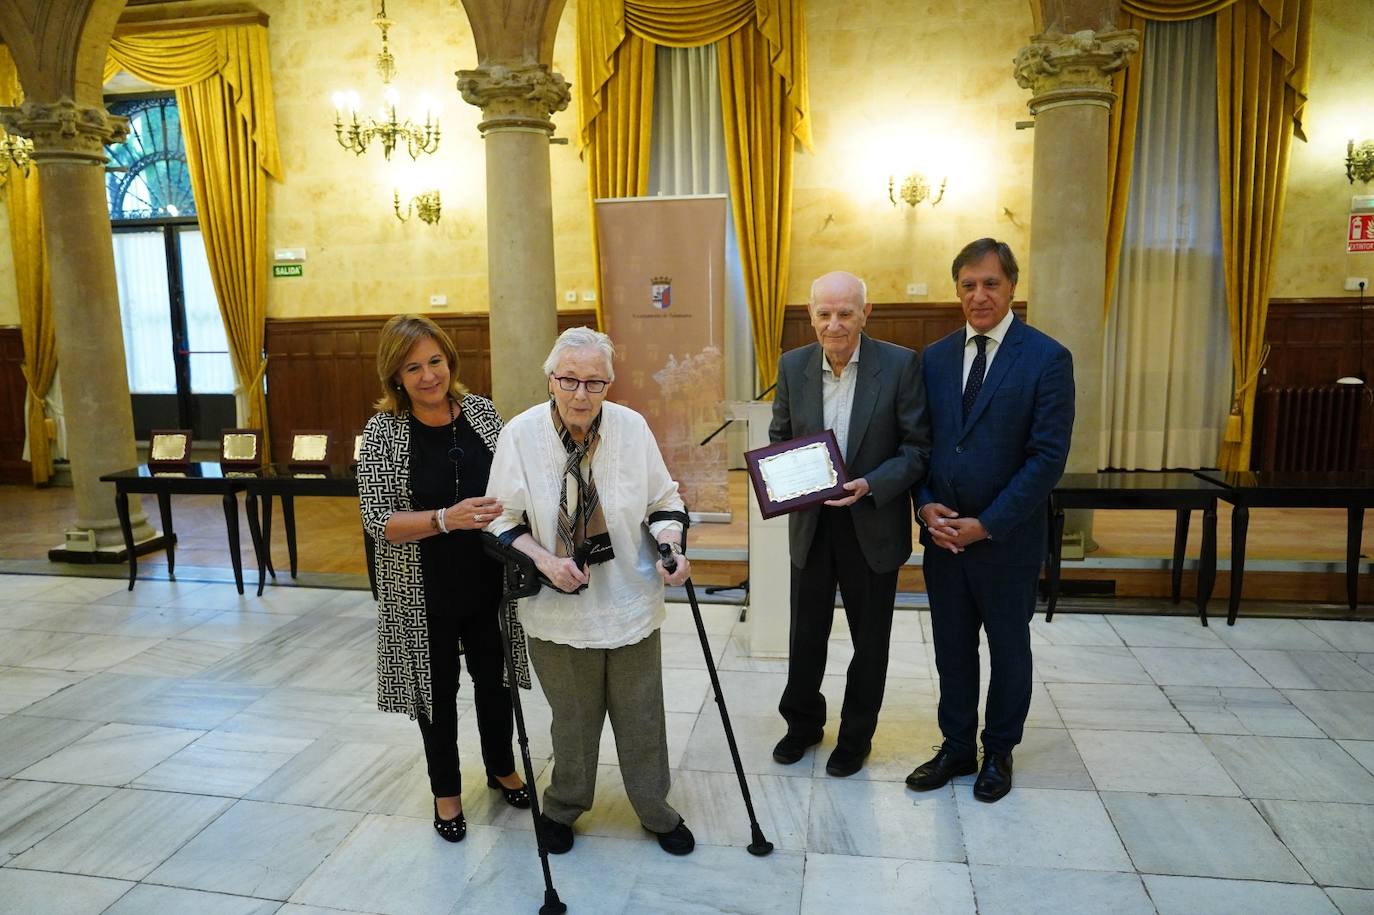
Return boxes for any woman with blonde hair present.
[358,313,529,843]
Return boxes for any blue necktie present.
[962,335,989,421]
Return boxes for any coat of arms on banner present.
[650,275,671,310]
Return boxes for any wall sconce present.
[0,129,32,186]
[889,173,946,208]
[1349,140,1374,184]
[394,189,441,225]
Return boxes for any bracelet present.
[435,507,449,534]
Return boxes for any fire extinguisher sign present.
[1350,213,1374,252]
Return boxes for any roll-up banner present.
[594,194,730,519]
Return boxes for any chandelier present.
[331,0,439,161]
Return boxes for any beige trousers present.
[527,629,679,833]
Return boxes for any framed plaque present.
[289,430,332,467]
[148,429,192,466]
[351,430,365,465]
[219,428,262,469]
[744,430,850,519]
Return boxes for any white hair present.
[808,273,868,310]
[543,326,616,380]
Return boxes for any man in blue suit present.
[906,239,1074,802]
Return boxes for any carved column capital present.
[1013,29,1139,113]
[455,63,571,134]
[0,98,128,164]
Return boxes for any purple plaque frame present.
[744,429,850,519]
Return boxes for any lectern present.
[726,401,789,657]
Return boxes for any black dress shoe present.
[772,731,822,765]
[905,746,978,791]
[973,752,1014,802]
[432,799,466,843]
[538,813,574,854]
[646,817,695,856]
[825,746,869,777]
[487,774,531,809]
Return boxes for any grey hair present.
[543,326,616,381]
[808,273,867,309]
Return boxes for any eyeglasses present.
[552,376,609,394]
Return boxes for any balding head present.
[808,271,871,372]
[809,271,867,312]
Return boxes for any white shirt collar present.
[822,335,862,376]
[965,309,1014,347]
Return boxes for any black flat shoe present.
[772,731,822,765]
[538,813,574,854]
[825,745,870,778]
[973,752,1013,803]
[905,745,978,792]
[487,775,531,809]
[433,799,466,843]
[646,817,695,856]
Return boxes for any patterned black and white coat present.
[358,394,529,721]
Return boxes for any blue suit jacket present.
[916,316,1075,567]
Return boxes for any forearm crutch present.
[481,533,568,915]
[657,539,774,857]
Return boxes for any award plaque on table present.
[219,428,262,469]
[744,429,850,519]
[289,430,332,468]
[351,430,364,465]
[148,429,192,467]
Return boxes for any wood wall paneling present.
[0,327,29,483]
[264,310,597,463]
[1261,299,1373,468]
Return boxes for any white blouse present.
[485,400,685,649]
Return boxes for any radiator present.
[1253,385,1365,472]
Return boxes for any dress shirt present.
[962,308,1015,388]
[822,336,862,458]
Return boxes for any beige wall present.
[0,199,17,326]
[1268,0,1374,299]
[791,0,1036,304]
[259,0,592,318]
[0,0,1364,330]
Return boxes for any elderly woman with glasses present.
[358,313,530,845]
[485,326,696,856]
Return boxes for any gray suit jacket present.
[769,334,931,574]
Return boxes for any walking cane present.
[481,533,568,915]
[657,540,774,857]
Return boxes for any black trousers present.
[416,587,516,797]
[778,507,898,755]
[923,546,1039,756]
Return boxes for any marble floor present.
[0,573,1371,914]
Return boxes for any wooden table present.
[1047,472,1222,625]
[99,463,252,593]
[241,464,363,597]
[1194,470,1374,624]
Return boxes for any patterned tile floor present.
[0,573,1371,914]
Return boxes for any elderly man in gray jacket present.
[769,271,931,777]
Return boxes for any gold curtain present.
[585,34,656,329]
[576,0,810,389]
[1104,12,1144,316]
[105,25,282,454]
[1108,0,1310,469]
[0,48,56,485]
[1214,0,1311,469]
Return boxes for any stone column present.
[1,99,156,552]
[1014,29,1137,555]
[457,63,571,418]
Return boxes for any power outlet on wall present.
[1345,277,1368,292]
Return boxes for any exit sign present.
[272,264,303,278]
